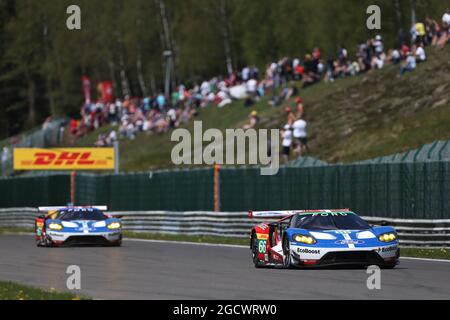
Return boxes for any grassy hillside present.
[72,46,450,171]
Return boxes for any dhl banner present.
[13,148,115,171]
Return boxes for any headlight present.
[293,234,316,244]
[378,233,397,242]
[48,223,63,230]
[107,222,121,230]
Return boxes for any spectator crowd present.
[57,9,450,161]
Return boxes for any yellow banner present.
[13,148,115,170]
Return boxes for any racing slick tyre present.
[110,240,122,247]
[251,233,262,268]
[282,236,294,269]
[37,235,53,247]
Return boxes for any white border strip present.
[125,237,248,249]
[126,238,450,263]
[2,233,449,263]
[400,257,450,263]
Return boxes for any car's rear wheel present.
[283,236,293,269]
[36,238,43,247]
[251,233,262,268]
[39,235,53,247]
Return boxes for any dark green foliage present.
[0,0,447,137]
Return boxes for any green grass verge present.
[400,247,450,260]
[0,227,33,234]
[0,281,88,300]
[1,227,449,260]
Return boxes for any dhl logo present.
[21,152,102,166]
[14,148,115,170]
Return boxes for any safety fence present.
[0,208,449,248]
[0,119,67,177]
[0,160,449,219]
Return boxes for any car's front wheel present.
[283,236,294,269]
[37,235,53,247]
[110,240,122,247]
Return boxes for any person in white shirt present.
[241,67,250,81]
[442,9,450,26]
[281,124,293,163]
[292,117,309,156]
[415,44,426,62]
[246,78,258,94]
[373,35,384,56]
[1,146,10,177]
[200,81,210,96]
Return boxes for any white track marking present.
[400,257,450,263]
[125,237,248,248]
[126,238,450,263]
[3,234,450,262]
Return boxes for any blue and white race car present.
[249,209,399,268]
[35,206,122,247]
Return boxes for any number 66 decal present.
[258,240,267,253]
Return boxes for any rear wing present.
[248,209,350,219]
[38,206,108,212]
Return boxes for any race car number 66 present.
[217,304,277,316]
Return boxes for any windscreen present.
[57,210,106,221]
[294,213,370,230]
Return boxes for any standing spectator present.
[281,124,293,163]
[373,35,385,58]
[442,8,450,26]
[292,116,309,157]
[107,130,117,146]
[427,18,442,46]
[284,107,296,125]
[1,146,10,177]
[295,97,304,119]
[337,45,348,64]
[246,77,258,103]
[156,92,166,110]
[414,22,427,44]
[242,111,260,130]
[241,66,250,82]
[69,118,78,140]
[167,108,177,128]
[108,103,118,125]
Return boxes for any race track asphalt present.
[0,234,449,300]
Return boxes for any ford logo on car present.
[335,240,365,245]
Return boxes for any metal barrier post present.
[214,164,221,212]
[114,141,120,174]
[70,171,77,205]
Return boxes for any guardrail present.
[0,208,449,248]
